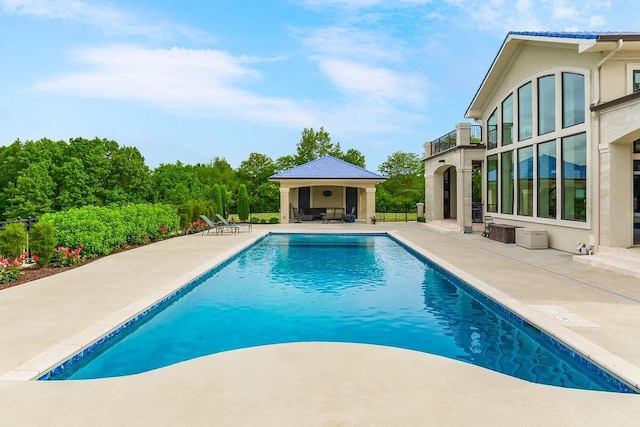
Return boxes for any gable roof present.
[465,31,640,119]
[270,155,386,180]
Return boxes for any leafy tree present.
[295,127,338,164]
[151,162,203,205]
[107,146,152,203]
[55,157,95,210]
[293,127,366,168]
[237,184,249,221]
[342,148,366,168]
[252,182,280,213]
[4,162,56,218]
[377,151,425,212]
[275,154,297,172]
[237,153,276,192]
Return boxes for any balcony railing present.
[427,124,483,157]
[431,130,457,155]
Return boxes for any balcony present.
[425,123,483,159]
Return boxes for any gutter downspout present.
[591,39,623,253]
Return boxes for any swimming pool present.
[41,233,634,392]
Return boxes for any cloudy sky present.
[0,0,636,171]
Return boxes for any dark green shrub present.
[30,222,56,267]
[417,216,426,223]
[237,184,249,222]
[0,223,27,259]
[250,217,260,224]
[268,217,279,224]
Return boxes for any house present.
[270,155,386,224]
[424,31,640,255]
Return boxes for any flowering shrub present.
[53,245,85,267]
[188,220,208,234]
[0,252,27,284]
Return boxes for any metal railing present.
[431,129,457,155]
[470,124,482,144]
[427,124,484,157]
[0,217,38,231]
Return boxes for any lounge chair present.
[292,207,302,223]
[200,214,238,235]
[215,214,250,233]
[199,215,218,235]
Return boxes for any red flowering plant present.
[0,252,28,284]
[53,244,85,267]
[188,220,208,234]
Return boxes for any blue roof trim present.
[508,31,600,39]
[270,155,386,180]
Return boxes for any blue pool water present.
[44,233,633,392]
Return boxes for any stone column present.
[365,187,376,223]
[456,122,471,146]
[279,187,290,223]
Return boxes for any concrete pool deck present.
[1,222,640,425]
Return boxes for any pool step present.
[573,246,640,279]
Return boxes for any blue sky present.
[0,0,636,171]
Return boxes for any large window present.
[485,70,587,223]
[634,70,640,93]
[562,133,587,221]
[518,146,534,216]
[537,141,556,218]
[487,109,498,149]
[518,82,532,140]
[562,73,585,128]
[502,94,514,145]
[501,151,514,214]
[487,155,498,212]
[538,75,555,135]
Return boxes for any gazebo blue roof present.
[270,156,386,180]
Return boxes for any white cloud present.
[0,0,211,42]
[319,59,426,105]
[33,45,317,127]
[300,25,427,106]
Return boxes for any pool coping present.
[390,232,640,392]
[0,231,270,381]
[3,230,640,392]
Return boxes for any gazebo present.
[269,156,386,224]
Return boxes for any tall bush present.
[237,184,249,221]
[29,222,56,267]
[0,223,27,259]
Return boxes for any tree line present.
[0,127,424,221]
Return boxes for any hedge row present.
[41,204,180,258]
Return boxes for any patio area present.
[1,222,640,426]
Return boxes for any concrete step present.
[424,220,461,234]
[573,250,640,279]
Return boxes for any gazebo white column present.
[365,187,376,224]
[279,187,290,223]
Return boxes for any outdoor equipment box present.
[516,228,548,249]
